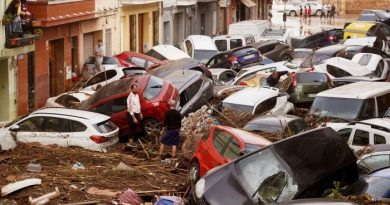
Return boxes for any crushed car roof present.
[316,82,390,99]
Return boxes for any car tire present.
[143,118,160,136]
[289,10,297,16]
[189,160,200,183]
[315,10,321,16]
[281,54,292,61]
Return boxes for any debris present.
[155,196,185,205]
[27,162,42,173]
[138,139,150,159]
[72,162,85,170]
[0,155,11,162]
[113,162,133,171]
[86,187,119,197]
[29,187,60,205]
[119,188,143,205]
[1,178,42,196]
[59,201,102,205]
[69,185,79,190]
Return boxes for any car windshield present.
[309,97,364,120]
[193,50,218,64]
[244,123,282,133]
[236,148,298,203]
[296,73,328,83]
[143,76,164,100]
[301,53,330,68]
[223,102,254,113]
[103,57,118,64]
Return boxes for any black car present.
[191,127,358,205]
[292,29,343,49]
[252,40,294,62]
[149,58,212,79]
[358,10,390,27]
[205,46,262,71]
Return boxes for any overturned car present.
[191,127,358,205]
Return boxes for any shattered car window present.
[236,149,298,204]
[143,76,164,101]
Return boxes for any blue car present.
[206,46,262,71]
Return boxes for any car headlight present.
[195,178,206,198]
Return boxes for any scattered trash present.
[155,196,185,205]
[112,162,133,171]
[86,187,119,198]
[119,188,143,205]
[27,162,42,173]
[69,185,78,190]
[59,201,102,205]
[1,178,42,196]
[29,187,60,205]
[161,158,171,165]
[72,162,85,170]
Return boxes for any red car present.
[189,125,272,182]
[115,51,163,70]
[80,74,179,139]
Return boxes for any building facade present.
[119,0,161,53]
[1,0,41,121]
[25,0,119,112]
[195,0,219,36]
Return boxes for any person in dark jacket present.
[266,71,291,87]
[157,100,182,159]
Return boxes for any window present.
[102,57,118,65]
[122,68,147,77]
[352,129,370,146]
[254,97,277,115]
[129,57,147,68]
[310,97,364,120]
[145,49,167,61]
[359,98,376,120]
[215,40,228,52]
[337,128,352,142]
[377,93,390,117]
[143,76,164,100]
[219,71,236,83]
[212,129,240,159]
[71,121,87,132]
[374,134,387,144]
[230,39,243,49]
[287,119,307,135]
[326,65,351,78]
[18,117,45,132]
[213,129,230,155]
[185,40,193,57]
[95,120,117,133]
[358,154,390,174]
[296,73,327,83]
[112,97,128,113]
[85,70,117,87]
[55,95,80,108]
[357,54,372,66]
[186,79,203,100]
[258,44,276,54]
[44,117,68,132]
[92,101,113,115]
[245,37,255,45]
[179,92,189,107]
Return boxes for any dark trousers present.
[127,112,143,141]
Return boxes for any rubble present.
[28,187,60,205]
[1,178,41,197]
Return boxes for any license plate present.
[308,94,316,97]
[243,54,255,60]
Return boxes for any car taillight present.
[239,81,248,86]
[90,135,109,144]
[228,55,238,63]
[328,35,336,41]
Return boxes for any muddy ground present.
[0,143,188,204]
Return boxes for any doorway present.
[27,52,35,112]
[201,13,206,35]
[129,15,137,52]
[105,29,112,56]
[49,39,64,97]
[138,13,144,53]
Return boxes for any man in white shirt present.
[126,84,143,147]
[95,40,104,73]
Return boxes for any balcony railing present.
[3,18,42,48]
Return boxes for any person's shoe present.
[126,143,136,148]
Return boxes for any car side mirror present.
[9,125,20,132]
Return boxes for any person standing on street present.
[330,4,336,23]
[126,84,143,147]
[303,6,308,24]
[94,39,104,74]
[308,6,312,24]
[157,100,182,160]
[320,5,325,23]
[299,6,303,25]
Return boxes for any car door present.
[41,117,71,146]
[15,116,46,144]
[200,127,230,172]
[350,126,372,151]
[66,119,90,149]
[181,79,204,115]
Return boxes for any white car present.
[81,67,147,91]
[314,57,373,79]
[213,34,256,52]
[351,53,390,79]
[145,45,190,61]
[0,108,119,152]
[82,56,120,80]
[222,86,294,115]
[259,28,294,44]
[45,90,94,108]
[183,35,219,64]
[329,119,390,152]
[357,144,390,174]
[209,68,237,85]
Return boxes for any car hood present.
[223,87,279,107]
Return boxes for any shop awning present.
[240,0,256,7]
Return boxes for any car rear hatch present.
[234,48,261,66]
[295,72,329,101]
[91,120,119,147]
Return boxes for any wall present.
[0,59,10,121]
[17,55,28,116]
[196,2,218,36]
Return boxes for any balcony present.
[3,19,42,49]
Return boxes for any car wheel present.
[315,10,321,16]
[189,160,200,183]
[143,118,160,136]
[289,10,297,16]
[281,54,292,61]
